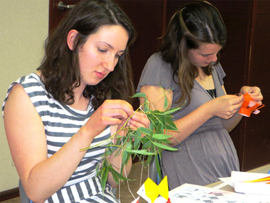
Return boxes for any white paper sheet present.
[154,183,270,203]
[219,171,270,197]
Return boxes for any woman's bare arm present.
[140,85,244,146]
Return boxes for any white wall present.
[0,0,49,191]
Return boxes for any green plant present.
[80,92,180,191]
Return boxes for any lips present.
[95,71,107,79]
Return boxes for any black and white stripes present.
[2,73,118,202]
[46,177,118,203]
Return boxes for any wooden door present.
[49,0,80,32]
[211,0,270,171]
[113,0,164,108]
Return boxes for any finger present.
[228,94,244,105]
[128,119,144,129]
[103,100,134,117]
[256,101,263,105]
[132,112,150,126]
[97,109,131,127]
[247,87,260,94]
[251,94,263,102]
[131,111,148,120]
[103,116,125,126]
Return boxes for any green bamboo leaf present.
[152,142,178,151]
[164,97,169,110]
[101,166,109,191]
[142,140,152,149]
[108,165,120,184]
[137,127,152,136]
[155,155,162,180]
[125,149,156,155]
[134,130,142,138]
[121,151,131,174]
[152,133,171,140]
[133,135,141,150]
[153,115,165,126]
[110,167,131,181]
[125,140,132,150]
[146,155,153,165]
[132,92,146,98]
[154,125,164,134]
[157,147,163,157]
[163,107,181,115]
[122,151,129,165]
[160,138,172,144]
[165,118,178,131]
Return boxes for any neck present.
[70,84,89,111]
[70,94,89,111]
[196,74,214,90]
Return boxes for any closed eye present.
[98,48,107,53]
[116,52,124,58]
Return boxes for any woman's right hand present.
[82,100,135,140]
[209,94,244,119]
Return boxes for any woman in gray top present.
[137,1,263,190]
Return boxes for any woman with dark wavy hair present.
[137,0,263,189]
[3,0,149,202]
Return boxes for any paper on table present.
[154,183,250,203]
[219,171,270,197]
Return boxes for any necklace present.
[196,75,216,99]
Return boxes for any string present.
[140,155,145,187]
[118,151,122,203]
[121,155,146,201]
[124,164,136,200]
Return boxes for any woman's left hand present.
[113,111,150,139]
[240,86,263,105]
[128,111,150,130]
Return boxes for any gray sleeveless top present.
[137,53,239,189]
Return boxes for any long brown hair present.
[38,0,136,109]
[160,1,226,107]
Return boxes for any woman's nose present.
[209,54,217,62]
[103,56,116,72]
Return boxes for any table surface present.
[206,163,270,191]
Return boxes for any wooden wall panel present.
[214,0,270,171]
[243,0,270,170]
[114,0,164,108]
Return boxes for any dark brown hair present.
[38,0,136,109]
[160,0,226,106]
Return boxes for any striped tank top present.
[2,73,118,202]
